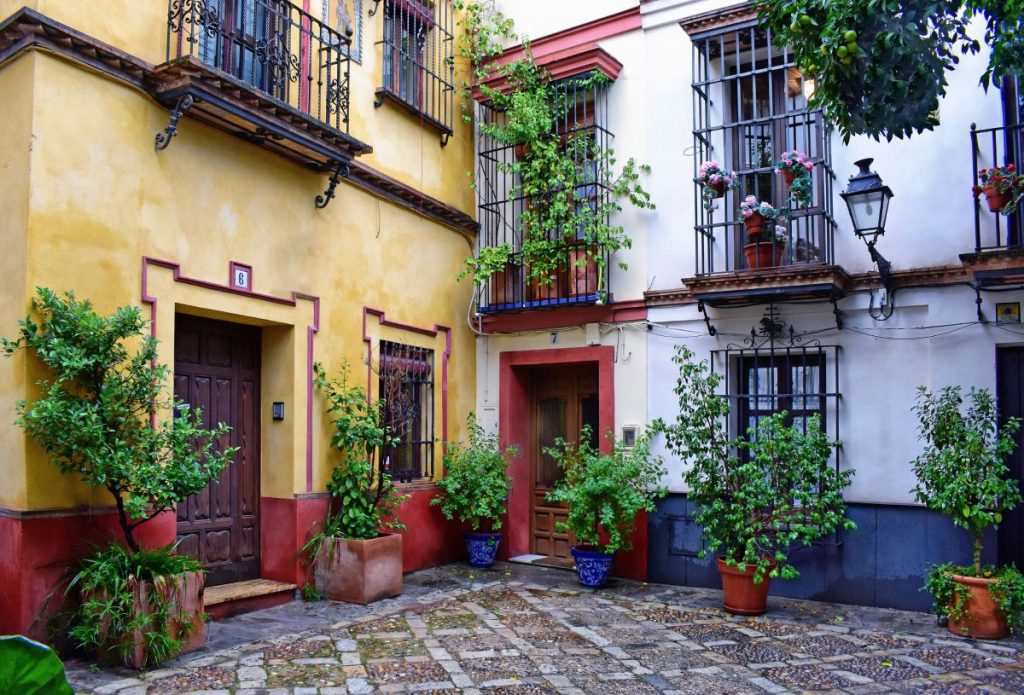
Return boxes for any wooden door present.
[174,315,262,586]
[997,347,1024,569]
[529,364,599,562]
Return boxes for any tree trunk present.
[973,532,984,575]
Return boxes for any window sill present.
[374,88,453,137]
[394,478,438,493]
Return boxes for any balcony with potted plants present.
[959,121,1024,289]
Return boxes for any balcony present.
[960,121,1024,288]
[156,0,371,171]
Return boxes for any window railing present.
[691,22,837,276]
[166,0,352,133]
[476,76,612,312]
[375,0,455,140]
[379,341,435,482]
[971,121,1024,252]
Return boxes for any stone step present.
[204,579,296,620]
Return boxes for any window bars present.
[376,0,455,142]
[167,0,353,133]
[971,77,1024,252]
[476,75,612,312]
[691,21,837,275]
[378,340,435,482]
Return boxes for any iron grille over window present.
[167,0,353,132]
[971,76,1023,252]
[691,22,837,275]
[476,75,612,312]
[710,315,841,468]
[379,341,435,482]
[376,0,455,140]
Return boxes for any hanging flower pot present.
[743,212,766,236]
[782,169,797,188]
[709,180,728,198]
[983,185,1010,213]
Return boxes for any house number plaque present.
[230,262,253,291]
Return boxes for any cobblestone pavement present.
[66,562,1024,694]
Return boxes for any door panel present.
[529,364,599,562]
[998,347,1024,569]
[175,315,262,586]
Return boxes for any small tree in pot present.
[912,385,1024,639]
[544,426,667,588]
[2,288,234,667]
[304,361,409,605]
[653,346,855,615]
[432,413,518,568]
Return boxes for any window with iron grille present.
[476,75,612,311]
[710,320,841,467]
[376,0,455,139]
[378,341,435,482]
[691,22,837,275]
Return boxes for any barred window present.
[379,341,435,482]
[377,0,455,139]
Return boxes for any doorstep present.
[509,554,575,570]
[204,578,296,620]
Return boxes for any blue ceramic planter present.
[464,532,502,568]
[571,546,614,588]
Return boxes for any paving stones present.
[65,562,1024,694]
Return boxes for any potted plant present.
[773,150,814,208]
[2,289,233,667]
[743,223,788,270]
[544,426,667,588]
[739,196,779,236]
[653,347,855,615]
[973,164,1023,215]
[459,244,520,307]
[696,160,739,212]
[431,414,518,568]
[912,385,1024,639]
[304,362,409,605]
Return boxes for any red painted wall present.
[0,509,175,639]
[397,487,465,572]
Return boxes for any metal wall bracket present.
[697,300,717,336]
[974,285,985,323]
[154,95,194,151]
[315,161,350,209]
[369,0,383,16]
[831,296,844,330]
[440,132,450,148]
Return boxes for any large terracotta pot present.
[948,574,1009,639]
[314,534,403,605]
[743,242,786,270]
[528,246,598,302]
[717,557,775,616]
[983,185,1010,213]
[93,570,206,669]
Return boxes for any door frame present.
[499,346,615,560]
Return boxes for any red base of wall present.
[0,509,176,639]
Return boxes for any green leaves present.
[3,288,235,551]
[911,385,1022,572]
[652,347,854,584]
[543,426,667,554]
[0,636,72,695]
[432,413,517,531]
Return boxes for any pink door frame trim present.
[141,256,321,491]
[362,307,452,456]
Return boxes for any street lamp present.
[841,158,894,312]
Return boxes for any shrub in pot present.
[2,289,234,667]
[653,347,855,615]
[544,426,667,588]
[912,385,1024,639]
[303,362,409,605]
[696,160,739,213]
[432,414,518,568]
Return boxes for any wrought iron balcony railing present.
[166,0,352,135]
[971,121,1024,253]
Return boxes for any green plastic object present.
[0,635,74,695]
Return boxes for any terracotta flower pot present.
[314,534,403,605]
[983,185,1010,213]
[528,246,598,302]
[948,574,1009,640]
[717,557,775,616]
[488,263,520,307]
[709,180,728,198]
[92,570,206,669]
[782,169,797,188]
[743,212,765,236]
[743,241,786,270]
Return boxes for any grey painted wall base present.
[647,495,997,613]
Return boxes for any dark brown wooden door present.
[174,315,261,586]
[529,364,599,562]
[998,346,1024,570]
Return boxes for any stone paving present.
[66,562,1024,694]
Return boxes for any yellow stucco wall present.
[1,45,477,511]
[13,0,476,214]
